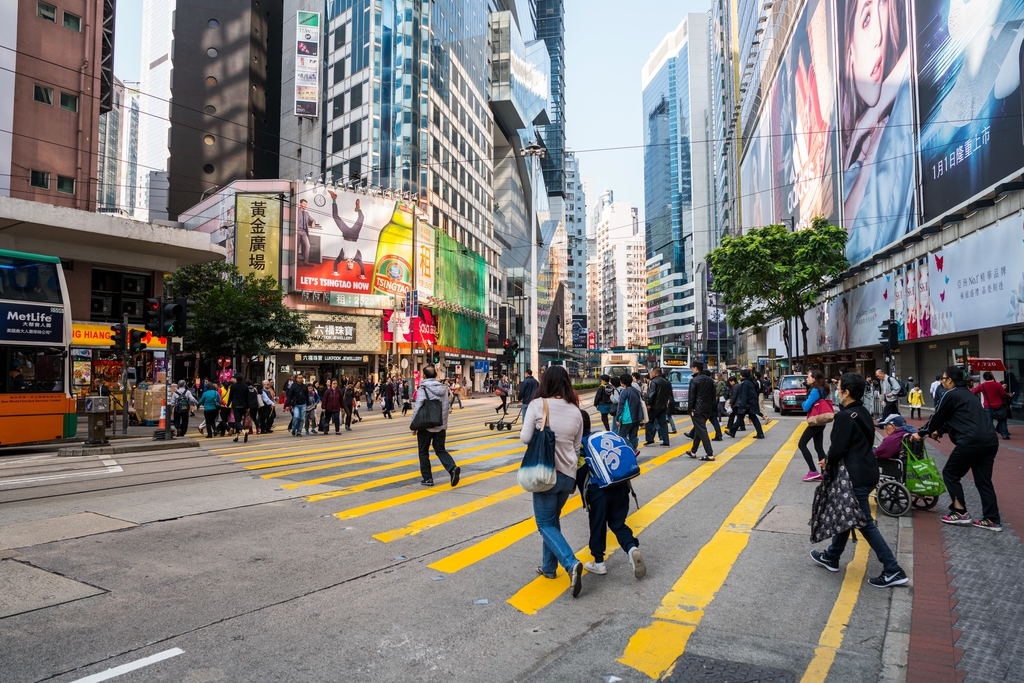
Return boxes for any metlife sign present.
[0,302,64,344]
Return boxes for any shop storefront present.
[69,322,167,397]
[274,313,383,389]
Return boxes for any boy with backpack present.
[577,409,646,579]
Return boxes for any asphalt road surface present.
[0,394,911,682]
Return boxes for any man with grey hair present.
[171,380,197,437]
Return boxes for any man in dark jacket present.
[687,362,718,459]
[810,372,909,588]
[644,366,673,447]
[227,375,251,443]
[615,373,645,451]
[342,381,356,431]
[322,380,343,434]
[519,369,539,414]
[727,369,765,438]
[915,366,1002,531]
[725,376,744,433]
[285,375,310,436]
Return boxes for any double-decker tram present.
[0,249,77,445]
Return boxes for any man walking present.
[519,369,539,412]
[876,368,902,419]
[727,369,765,439]
[915,366,1003,531]
[644,366,672,447]
[409,365,461,487]
[285,374,310,436]
[930,374,945,408]
[615,373,645,452]
[686,362,718,460]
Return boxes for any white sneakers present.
[629,547,647,578]
[584,561,608,575]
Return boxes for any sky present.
[113,1,142,84]
[112,0,709,220]
[564,0,709,224]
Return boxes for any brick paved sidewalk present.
[900,416,1024,683]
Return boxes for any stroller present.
[875,434,945,517]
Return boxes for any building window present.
[331,132,344,153]
[33,85,53,105]
[350,82,363,108]
[349,120,362,145]
[63,11,81,31]
[348,156,361,180]
[56,176,75,194]
[331,163,344,182]
[30,170,49,189]
[37,1,56,22]
[333,25,346,51]
[59,92,79,112]
[332,96,343,119]
[333,59,345,84]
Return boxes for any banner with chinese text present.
[235,193,281,283]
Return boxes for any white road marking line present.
[68,648,184,683]
[0,464,122,487]
[101,459,117,467]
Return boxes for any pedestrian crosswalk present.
[206,402,873,682]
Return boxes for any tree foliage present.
[706,217,848,364]
[170,262,310,375]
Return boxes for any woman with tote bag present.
[519,366,586,597]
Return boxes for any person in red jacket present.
[873,414,914,460]
[972,372,1011,439]
[321,380,343,435]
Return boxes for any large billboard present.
[293,183,417,302]
[294,11,321,117]
[433,230,487,314]
[769,0,840,230]
[837,0,917,262]
[916,0,1024,224]
[236,194,281,282]
[571,314,587,349]
[740,110,773,231]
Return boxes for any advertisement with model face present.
[293,182,415,300]
[838,0,917,263]
[915,0,1024,223]
[769,0,840,230]
[812,274,891,353]
[740,110,773,231]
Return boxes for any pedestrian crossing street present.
[204,400,877,681]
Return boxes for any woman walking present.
[352,381,363,422]
[382,379,395,419]
[342,381,356,431]
[197,381,221,439]
[322,379,342,434]
[799,370,829,482]
[227,375,250,443]
[520,366,586,598]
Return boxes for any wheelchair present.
[875,436,941,517]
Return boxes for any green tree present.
[170,262,310,378]
[706,217,848,367]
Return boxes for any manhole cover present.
[662,655,796,683]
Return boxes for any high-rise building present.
[166,0,284,220]
[641,14,710,355]
[535,0,564,198]
[136,0,176,220]
[710,0,740,241]
[123,87,140,217]
[97,76,125,213]
[594,194,646,349]
[564,150,585,318]
[2,0,114,211]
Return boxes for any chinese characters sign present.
[236,194,281,283]
[311,321,356,344]
[294,11,320,117]
[0,303,63,344]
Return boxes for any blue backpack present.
[584,431,641,488]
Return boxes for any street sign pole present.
[122,313,130,435]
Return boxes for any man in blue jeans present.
[615,374,644,451]
[285,375,310,437]
[810,372,908,587]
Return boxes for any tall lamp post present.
[521,142,545,375]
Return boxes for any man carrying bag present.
[409,365,460,487]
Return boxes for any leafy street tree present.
[170,262,310,378]
[706,217,849,367]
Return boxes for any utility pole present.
[122,313,130,435]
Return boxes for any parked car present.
[667,368,693,414]
[773,374,808,415]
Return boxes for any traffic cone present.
[157,397,167,438]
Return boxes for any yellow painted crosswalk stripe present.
[426,441,700,575]
[373,485,526,542]
[505,423,778,615]
[283,447,522,495]
[617,423,805,679]
[799,505,871,683]
[331,462,523,520]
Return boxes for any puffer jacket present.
[688,373,717,417]
[410,378,450,432]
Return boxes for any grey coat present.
[410,378,450,432]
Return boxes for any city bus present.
[0,249,77,445]
[660,344,690,369]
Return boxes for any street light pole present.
[521,143,545,376]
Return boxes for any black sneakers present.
[810,549,839,572]
[570,562,583,598]
[450,466,461,487]
[868,569,909,588]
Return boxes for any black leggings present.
[798,425,827,471]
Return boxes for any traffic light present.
[175,297,196,335]
[162,300,181,336]
[878,320,899,352]
[511,341,520,358]
[109,323,127,352]
[432,350,440,364]
[144,298,162,334]
[129,329,147,354]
